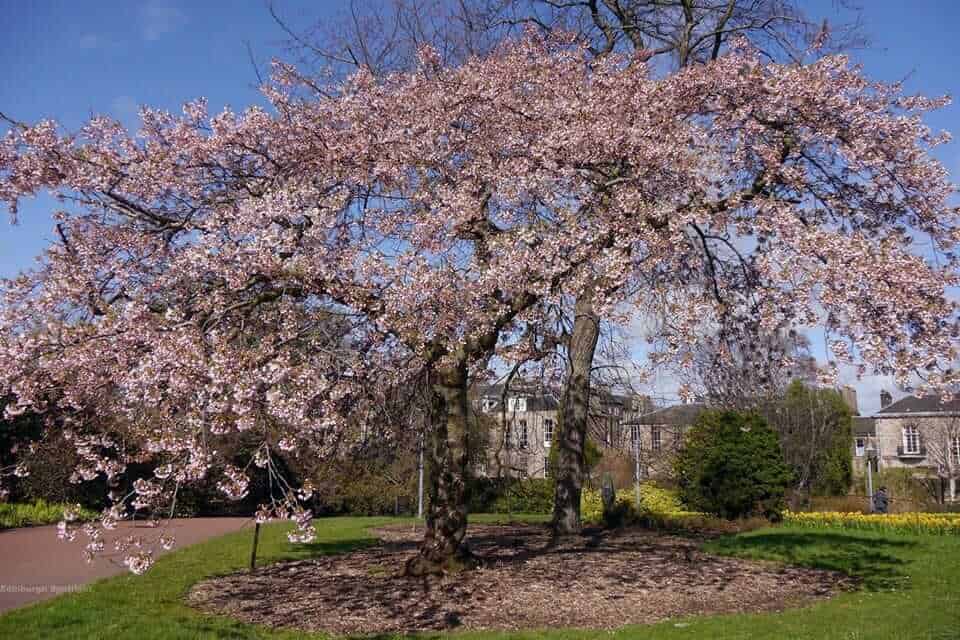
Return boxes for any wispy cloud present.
[78,34,103,50]
[139,1,187,42]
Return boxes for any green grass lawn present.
[0,514,957,639]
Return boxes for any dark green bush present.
[12,433,110,509]
[490,478,555,513]
[674,410,793,520]
[175,435,303,517]
[466,477,554,514]
[602,497,634,528]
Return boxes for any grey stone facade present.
[475,384,653,479]
[853,394,960,501]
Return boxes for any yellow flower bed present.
[581,483,959,535]
[581,483,698,524]
[784,510,960,535]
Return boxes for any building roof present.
[876,395,960,416]
[524,395,560,412]
[479,383,648,414]
[479,384,560,412]
[628,403,707,426]
[852,416,876,436]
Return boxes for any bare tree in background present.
[762,381,855,505]
[924,414,960,503]
[267,0,866,535]
[268,0,503,77]
[271,1,865,75]
[683,323,818,409]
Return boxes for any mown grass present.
[0,500,97,529]
[0,514,957,639]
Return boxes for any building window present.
[952,437,960,465]
[482,397,498,413]
[544,419,553,445]
[903,425,920,455]
[630,424,640,445]
[543,456,550,478]
[651,425,661,452]
[855,438,865,457]
[507,397,527,413]
[518,420,528,449]
[504,423,513,449]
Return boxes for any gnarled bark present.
[405,359,477,575]
[552,287,600,536]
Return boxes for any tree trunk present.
[405,359,476,575]
[552,288,601,536]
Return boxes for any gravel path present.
[0,517,248,613]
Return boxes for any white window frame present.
[518,419,528,449]
[952,437,960,465]
[482,397,498,413]
[543,419,553,445]
[903,425,921,455]
[855,437,865,457]
[543,456,550,478]
[507,397,527,413]
[651,425,662,452]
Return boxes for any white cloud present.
[78,34,102,50]
[139,2,187,42]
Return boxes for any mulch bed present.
[187,523,856,635]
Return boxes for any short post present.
[417,432,425,520]
[634,433,641,511]
[865,441,877,513]
[601,473,615,521]
[249,521,261,572]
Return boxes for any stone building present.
[475,383,652,479]
[625,403,707,480]
[853,392,960,502]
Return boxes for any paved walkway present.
[0,517,248,613]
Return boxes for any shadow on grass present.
[291,537,380,560]
[708,531,918,592]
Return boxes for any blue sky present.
[2,1,958,413]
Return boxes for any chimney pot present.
[880,389,892,409]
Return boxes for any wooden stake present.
[249,522,261,572]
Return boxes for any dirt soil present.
[187,523,856,635]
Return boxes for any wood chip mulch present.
[186,523,856,636]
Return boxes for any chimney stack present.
[880,389,892,409]
[840,386,858,415]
